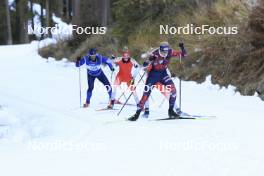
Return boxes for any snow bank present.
[0,43,264,176]
[27,2,73,46]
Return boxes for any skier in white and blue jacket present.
[76,48,115,109]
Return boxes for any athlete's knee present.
[105,84,112,92]
[163,75,173,84]
[169,84,177,97]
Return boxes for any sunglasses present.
[90,54,96,60]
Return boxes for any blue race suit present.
[76,53,114,104]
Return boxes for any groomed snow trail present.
[0,43,263,176]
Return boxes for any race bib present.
[87,65,101,71]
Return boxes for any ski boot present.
[128,110,141,121]
[114,100,122,105]
[168,108,180,119]
[175,108,183,116]
[83,103,90,108]
[142,108,150,118]
[107,100,115,109]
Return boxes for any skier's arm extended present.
[75,56,86,67]
[112,56,122,67]
[102,56,115,71]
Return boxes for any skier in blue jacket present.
[76,48,115,109]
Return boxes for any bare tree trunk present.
[106,0,111,25]
[56,0,64,17]
[29,0,36,40]
[99,0,110,26]
[15,0,20,43]
[5,0,12,44]
[63,0,71,22]
[45,0,52,37]
[102,0,107,26]
[72,0,80,26]
[68,0,72,21]
[16,0,29,43]
[66,0,69,21]
[46,0,50,33]
[40,0,45,39]
[30,0,34,30]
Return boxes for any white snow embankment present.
[0,42,263,176]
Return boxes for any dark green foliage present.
[0,0,7,44]
[112,0,183,41]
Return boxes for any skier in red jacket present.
[112,51,150,116]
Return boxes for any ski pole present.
[78,65,82,108]
[116,89,128,102]
[179,54,182,110]
[159,97,167,108]
[117,90,126,102]
[116,80,133,102]
[117,72,146,116]
[111,70,114,83]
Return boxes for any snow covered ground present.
[0,42,263,176]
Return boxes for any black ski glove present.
[179,43,184,49]
[76,56,81,63]
[129,79,135,85]
[179,43,187,56]
[111,55,116,60]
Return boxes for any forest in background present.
[0,0,263,100]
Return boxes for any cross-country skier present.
[112,51,150,116]
[128,42,187,121]
[76,48,115,109]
